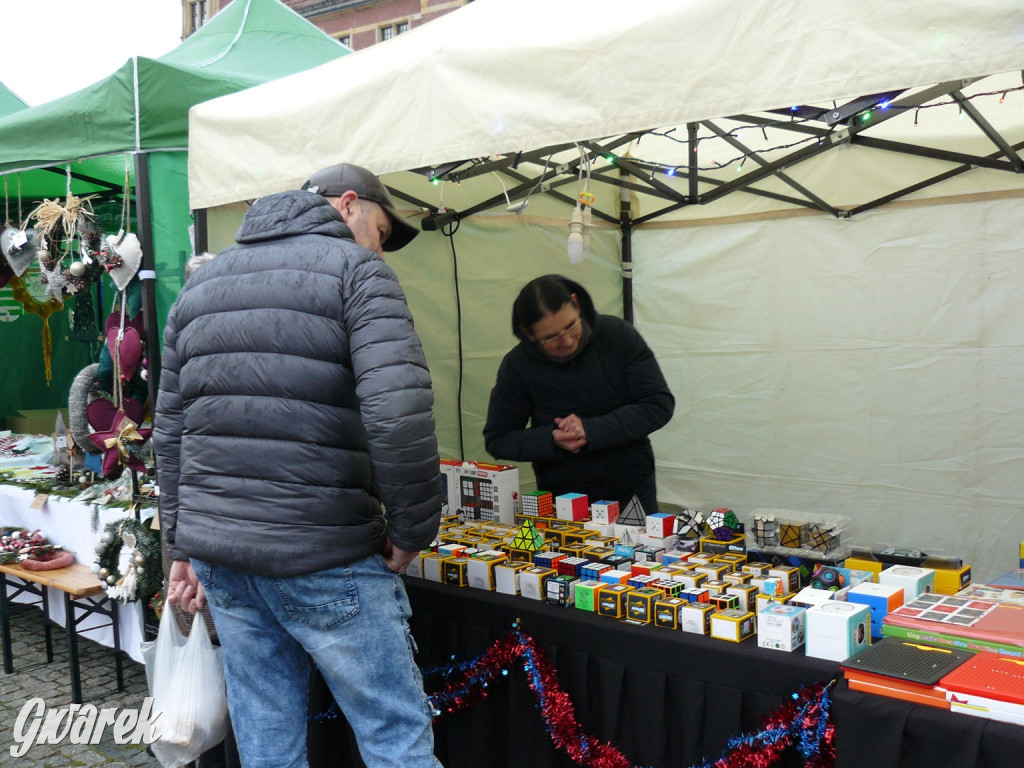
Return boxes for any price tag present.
[55,435,67,449]
[31,493,49,510]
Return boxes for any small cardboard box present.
[680,602,715,634]
[933,565,972,595]
[422,553,454,583]
[710,609,756,642]
[466,551,508,590]
[443,558,469,587]
[494,561,530,595]
[758,603,807,652]
[546,575,578,606]
[520,566,556,600]
[654,596,687,629]
[790,587,836,609]
[878,565,935,599]
[846,582,904,638]
[727,584,758,612]
[597,584,633,618]
[624,587,661,624]
[441,459,520,523]
[805,601,870,662]
[9,408,63,436]
[768,565,801,594]
[574,580,604,611]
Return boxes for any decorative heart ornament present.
[1,227,41,277]
[104,232,143,291]
[87,397,145,434]
[106,326,143,382]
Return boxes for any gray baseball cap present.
[301,163,419,251]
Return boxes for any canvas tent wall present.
[186,0,1024,581]
[0,0,348,422]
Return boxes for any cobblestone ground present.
[0,602,161,767]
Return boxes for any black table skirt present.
[833,684,1024,768]
[309,578,838,768]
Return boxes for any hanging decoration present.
[406,623,835,768]
[92,517,161,602]
[87,409,152,477]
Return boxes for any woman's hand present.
[553,414,587,453]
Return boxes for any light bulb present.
[567,205,585,263]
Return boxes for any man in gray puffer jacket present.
[154,164,443,768]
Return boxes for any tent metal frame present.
[387,75,1024,321]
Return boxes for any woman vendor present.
[484,274,674,516]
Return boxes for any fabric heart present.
[106,325,143,382]
[87,397,145,433]
[0,227,41,277]
[105,232,143,291]
[105,309,145,338]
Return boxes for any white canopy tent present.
[186,0,1024,581]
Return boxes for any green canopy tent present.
[0,0,349,424]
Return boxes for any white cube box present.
[878,565,935,600]
[791,587,836,609]
[466,551,508,589]
[805,601,871,662]
[758,603,807,652]
[494,562,529,595]
[519,567,555,600]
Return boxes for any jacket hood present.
[236,189,353,244]
[512,275,598,343]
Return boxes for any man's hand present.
[553,414,587,454]
[168,559,206,613]
[382,537,419,574]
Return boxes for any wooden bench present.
[0,561,124,703]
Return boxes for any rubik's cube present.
[521,490,554,517]
[779,522,808,549]
[805,523,841,553]
[708,508,741,541]
[676,509,704,540]
[752,514,779,547]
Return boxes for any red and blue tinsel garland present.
[313,621,837,768]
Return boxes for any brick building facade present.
[184,0,472,49]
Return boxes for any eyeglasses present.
[537,317,583,348]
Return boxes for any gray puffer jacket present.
[153,190,440,577]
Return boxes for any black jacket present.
[483,278,674,507]
[154,190,440,577]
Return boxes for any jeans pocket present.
[275,567,360,631]
[190,559,232,610]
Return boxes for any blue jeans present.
[191,556,442,768]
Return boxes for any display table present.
[833,684,1024,768]
[0,483,148,663]
[309,577,839,768]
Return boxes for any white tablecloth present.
[0,483,149,663]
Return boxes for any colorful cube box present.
[440,459,520,523]
[556,493,589,521]
[877,565,935,599]
[625,587,662,624]
[680,602,715,634]
[758,603,807,652]
[466,551,508,589]
[710,609,757,642]
[494,561,530,595]
[520,566,556,600]
[655,597,687,629]
[768,566,801,594]
[846,582,904,638]
[546,575,578,606]
[597,584,633,618]
[574,580,603,611]
[805,601,871,662]
[590,500,620,525]
[443,558,469,587]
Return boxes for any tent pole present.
[134,152,162,416]
[620,166,634,324]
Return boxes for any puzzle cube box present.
[805,601,871,661]
[758,603,807,652]
[441,459,520,523]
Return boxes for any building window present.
[188,0,208,36]
[338,34,351,48]
[396,21,409,35]
[379,25,394,42]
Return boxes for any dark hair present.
[512,275,574,336]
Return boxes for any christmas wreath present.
[92,517,161,602]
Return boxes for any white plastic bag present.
[141,608,228,768]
